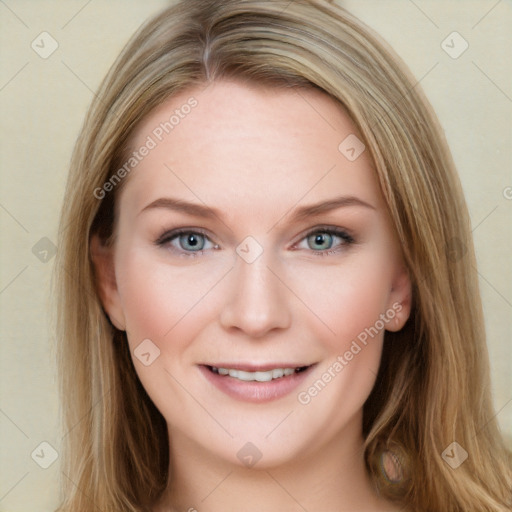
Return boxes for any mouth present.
[199,363,316,403]
[206,364,311,382]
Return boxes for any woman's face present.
[94,80,411,468]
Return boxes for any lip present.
[198,363,317,403]
[201,362,313,372]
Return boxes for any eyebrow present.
[138,195,375,223]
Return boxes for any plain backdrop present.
[0,1,511,510]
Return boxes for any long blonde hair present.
[53,1,512,510]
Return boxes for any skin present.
[92,80,412,512]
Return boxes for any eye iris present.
[308,232,333,250]
[179,233,204,251]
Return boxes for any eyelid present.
[290,224,354,246]
[291,225,354,254]
[154,227,218,258]
[154,227,214,246]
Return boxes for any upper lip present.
[201,362,315,371]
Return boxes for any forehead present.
[120,80,383,222]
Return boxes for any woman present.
[54,1,512,511]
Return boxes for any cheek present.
[287,250,394,354]
[113,248,229,417]
[115,246,229,349]
[291,261,392,429]
[287,249,395,415]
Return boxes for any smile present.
[199,363,316,403]
[209,365,310,382]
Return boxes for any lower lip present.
[199,365,316,403]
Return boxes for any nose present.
[219,252,292,338]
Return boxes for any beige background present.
[0,1,511,510]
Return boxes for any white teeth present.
[211,366,302,382]
[234,370,258,381]
[272,368,284,379]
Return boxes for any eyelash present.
[154,228,215,259]
[154,226,355,258]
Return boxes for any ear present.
[385,264,412,332]
[90,234,126,331]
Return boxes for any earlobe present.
[90,234,126,331]
[386,264,412,332]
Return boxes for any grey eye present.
[178,232,206,251]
